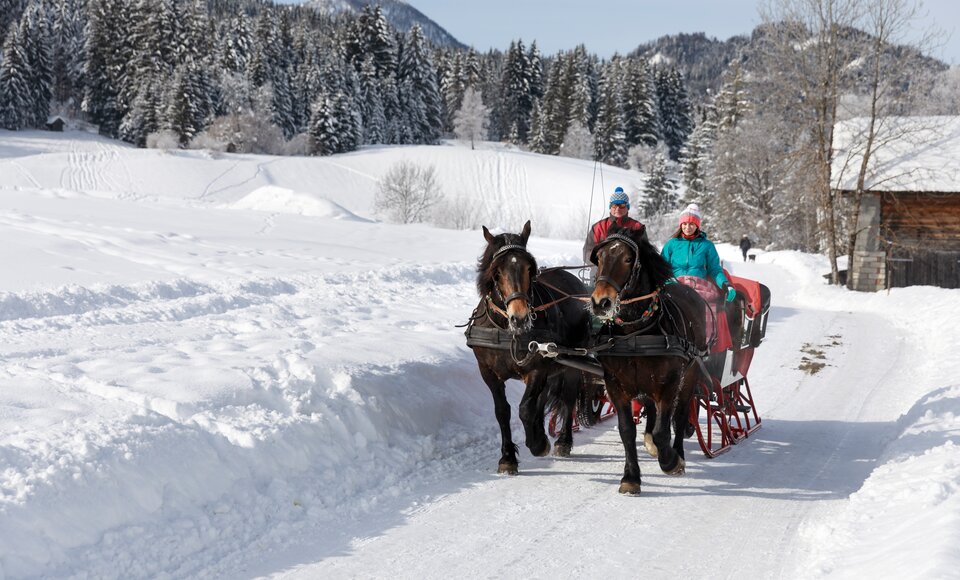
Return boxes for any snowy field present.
[1,129,958,579]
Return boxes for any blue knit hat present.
[609,186,629,208]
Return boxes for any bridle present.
[490,244,533,309]
[593,234,642,298]
[592,233,662,322]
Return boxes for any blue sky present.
[403,0,959,65]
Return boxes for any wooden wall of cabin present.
[881,192,960,250]
[881,192,960,289]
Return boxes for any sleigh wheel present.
[691,382,733,458]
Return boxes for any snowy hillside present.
[1,130,959,579]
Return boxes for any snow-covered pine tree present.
[119,76,162,146]
[640,153,679,220]
[219,11,252,74]
[357,53,385,144]
[622,57,659,147]
[0,22,30,130]
[568,45,593,129]
[397,24,442,144]
[655,66,693,161]
[527,97,547,153]
[307,91,339,155]
[0,0,28,43]
[83,0,129,137]
[439,50,464,132]
[593,60,627,167]
[345,5,396,81]
[714,59,749,132]
[18,3,52,129]
[452,86,489,149]
[680,103,717,209]
[49,0,86,114]
[334,71,362,152]
[164,61,204,146]
[538,55,565,154]
[497,39,531,142]
[527,41,543,107]
[380,73,405,144]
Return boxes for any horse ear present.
[520,220,531,245]
[482,226,494,243]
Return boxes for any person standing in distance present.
[739,234,752,262]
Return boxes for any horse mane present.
[609,223,674,288]
[476,231,537,297]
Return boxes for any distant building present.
[46,116,65,132]
[833,116,960,290]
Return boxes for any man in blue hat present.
[582,186,646,278]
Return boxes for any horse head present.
[477,220,538,333]
[590,224,672,320]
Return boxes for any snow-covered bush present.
[188,132,229,152]
[558,121,593,160]
[281,133,310,156]
[192,114,285,154]
[375,161,444,224]
[432,192,491,230]
[146,130,181,151]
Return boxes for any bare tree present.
[453,87,490,150]
[836,0,943,288]
[759,0,865,283]
[375,161,444,224]
[759,0,942,282]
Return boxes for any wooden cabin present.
[45,116,65,132]
[833,116,960,290]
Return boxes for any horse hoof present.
[618,480,642,495]
[663,457,685,476]
[643,433,658,458]
[497,462,518,475]
[530,442,551,457]
[552,442,572,458]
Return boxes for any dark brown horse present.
[466,221,592,475]
[589,224,712,494]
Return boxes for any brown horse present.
[589,224,712,494]
[466,221,592,475]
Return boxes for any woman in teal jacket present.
[661,203,736,351]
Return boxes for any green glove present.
[725,285,737,302]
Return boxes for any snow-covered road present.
[243,257,917,580]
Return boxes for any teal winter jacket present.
[660,231,730,289]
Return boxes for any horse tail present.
[542,366,582,418]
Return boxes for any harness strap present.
[620,288,659,305]
[536,279,592,304]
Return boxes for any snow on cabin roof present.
[832,115,960,193]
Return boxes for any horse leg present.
[642,395,658,458]
[551,368,580,458]
[672,394,690,461]
[479,365,519,475]
[609,388,642,494]
[518,370,551,457]
[653,397,685,476]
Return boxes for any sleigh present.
[547,272,771,458]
